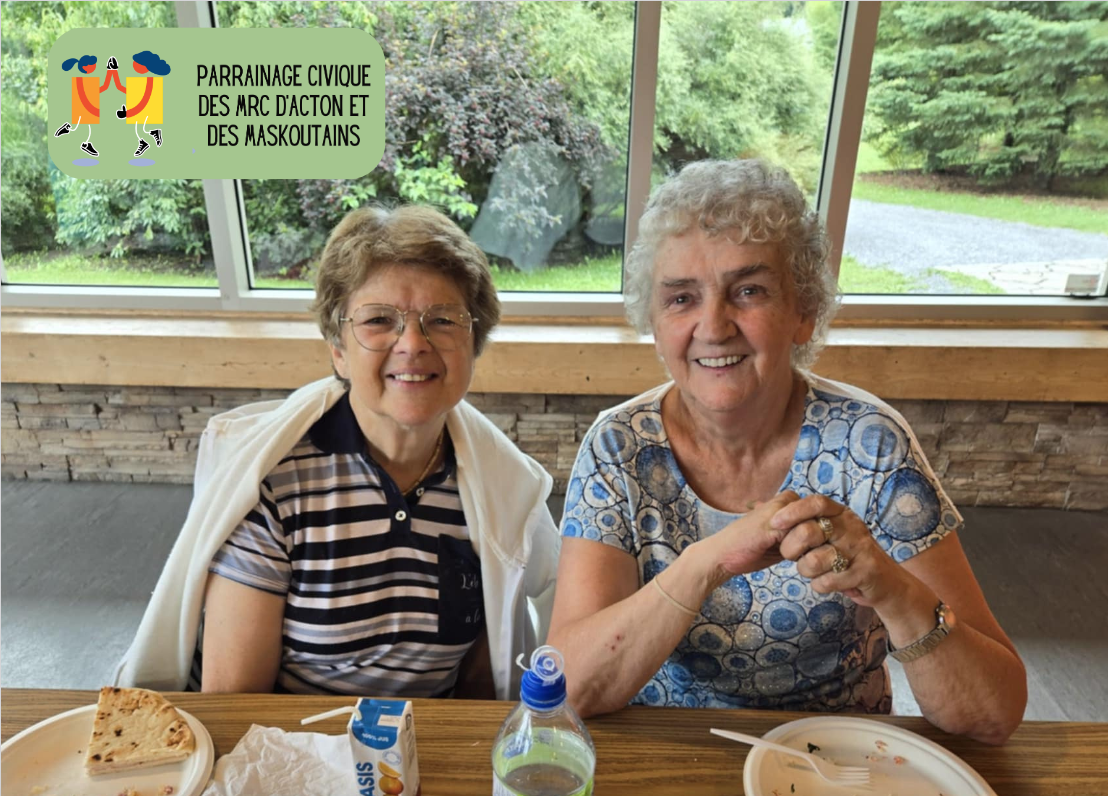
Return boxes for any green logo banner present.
[48,28,385,179]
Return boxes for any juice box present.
[350,698,421,796]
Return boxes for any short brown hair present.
[312,205,501,356]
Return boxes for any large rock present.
[470,142,581,273]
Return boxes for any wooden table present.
[3,689,1106,795]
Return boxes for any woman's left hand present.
[771,494,912,611]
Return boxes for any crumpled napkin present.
[200,724,353,796]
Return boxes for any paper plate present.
[742,716,996,796]
[1,703,214,796]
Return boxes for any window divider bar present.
[498,293,629,318]
[817,0,880,279]
[0,285,224,311]
[203,179,251,310]
[622,1,662,266]
[187,3,254,313]
[837,294,1108,322]
[174,1,213,29]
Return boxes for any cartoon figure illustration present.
[115,50,170,158]
[55,54,113,158]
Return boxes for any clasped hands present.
[101,57,128,119]
[698,490,909,610]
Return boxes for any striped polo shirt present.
[189,393,484,696]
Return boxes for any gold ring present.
[831,549,850,574]
[817,516,834,543]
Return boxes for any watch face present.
[937,603,956,629]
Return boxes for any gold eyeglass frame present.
[339,303,476,352]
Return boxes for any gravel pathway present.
[843,200,1108,292]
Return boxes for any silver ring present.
[817,516,834,543]
[831,549,850,574]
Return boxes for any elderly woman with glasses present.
[115,205,560,700]
[546,160,1026,745]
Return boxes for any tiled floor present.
[2,481,1105,721]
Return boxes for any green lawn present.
[491,253,622,292]
[926,269,1006,295]
[4,252,221,288]
[245,253,626,292]
[853,140,907,173]
[851,180,1108,234]
[838,256,1013,295]
[837,254,924,293]
[7,250,1011,295]
[3,251,625,293]
[853,141,1108,234]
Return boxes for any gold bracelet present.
[652,573,700,618]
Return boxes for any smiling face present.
[329,265,476,438]
[651,230,815,420]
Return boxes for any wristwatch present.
[887,602,956,663]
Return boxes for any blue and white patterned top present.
[560,374,962,713]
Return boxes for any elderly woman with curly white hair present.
[547,159,1026,744]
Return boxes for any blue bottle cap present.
[519,645,567,711]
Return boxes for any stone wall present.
[3,383,1106,511]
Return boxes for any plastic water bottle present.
[492,646,596,796]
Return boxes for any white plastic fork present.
[710,727,871,789]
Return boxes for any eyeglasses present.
[339,303,476,352]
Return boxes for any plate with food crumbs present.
[0,704,213,796]
[742,716,996,796]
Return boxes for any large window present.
[1,1,216,289]
[218,1,635,294]
[842,1,1108,297]
[2,1,1105,316]
[652,2,842,202]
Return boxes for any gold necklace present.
[401,428,444,495]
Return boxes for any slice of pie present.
[84,687,195,775]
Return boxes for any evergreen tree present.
[867,1,1108,190]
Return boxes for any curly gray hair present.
[623,159,839,371]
